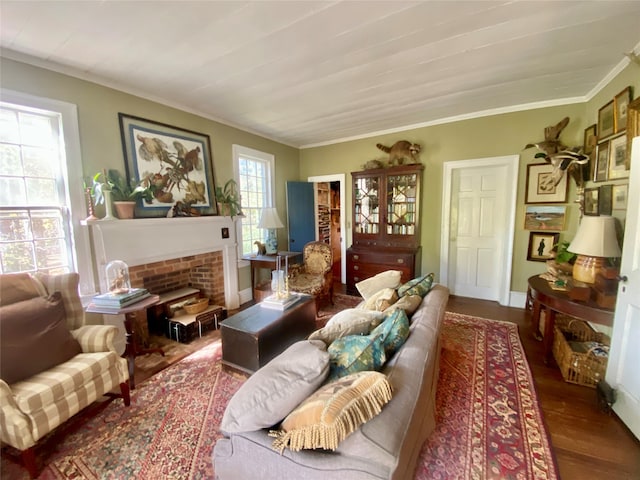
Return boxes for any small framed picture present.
[614,86,632,133]
[583,124,597,155]
[594,140,609,182]
[525,162,569,204]
[527,232,559,262]
[524,205,566,231]
[627,97,640,166]
[598,184,613,216]
[612,184,628,210]
[608,134,629,179]
[584,187,599,216]
[598,99,615,139]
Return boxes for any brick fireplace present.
[85,216,240,309]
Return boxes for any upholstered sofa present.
[214,281,449,480]
[0,272,130,478]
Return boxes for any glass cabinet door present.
[353,175,380,235]
[386,172,418,236]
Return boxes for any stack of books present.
[90,288,151,310]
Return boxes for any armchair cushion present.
[72,325,119,353]
[34,272,85,329]
[0,272,41,305]
[1,293,82,385]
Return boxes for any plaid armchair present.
[0,272,130,478]
[288,241,334,311]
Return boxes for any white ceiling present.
[1,1,639,148]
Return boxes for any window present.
[233,145,275,256]
[0,90,92,292]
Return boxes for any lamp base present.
[572,255,606,284]
[265,230,278,255]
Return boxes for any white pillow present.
[355,270,402,300]
[357,287,399,312]
[221,340,329,434]
[383,294,422,318]
[309,308,385,344]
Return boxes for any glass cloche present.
[105,260,131,294]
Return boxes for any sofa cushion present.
[397,272,434,298]
[34,272,84,329]
[0,273,41,306]
[308,308,384,344]
[221,340,330,434]
[357,287,399,312]
[355,270,402,300]
[383,294,422,319]
[1,292,82,385]
[371,308,410,357]
[328,333,386,380]
[270,371,393,453]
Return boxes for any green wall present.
[301,64,639,294]
[2,55,637,296]
[1,57,301,291]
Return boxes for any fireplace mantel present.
[84,216,240,309]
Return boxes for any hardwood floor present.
[446,294,640,480]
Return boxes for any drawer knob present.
[354,277,360,282]
[397,259,404,264]
[354,265,359,270]
[353,255,359,260]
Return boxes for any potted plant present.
[92,169,153,219]
[215,179,243,217]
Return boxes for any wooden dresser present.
[346,164,423,295]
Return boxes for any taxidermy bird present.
[376,140,421,165]
[254,241,267,256]
[524,117,588,189]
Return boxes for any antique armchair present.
[0,272,130,478]
[288,241,333,310]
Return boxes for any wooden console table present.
[242,251,302,300]
[527,275,614,364]
[87,295,162,389]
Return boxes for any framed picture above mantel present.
[118,113,217,217]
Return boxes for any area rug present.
[2,312,557,479]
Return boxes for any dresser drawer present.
[346,246,421,295]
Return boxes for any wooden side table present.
[87,295,162,389]
[242,251,302,300]
[527,275,614,364]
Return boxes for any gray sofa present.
[213,284,449,480]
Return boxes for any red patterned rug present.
[2,312,557,479]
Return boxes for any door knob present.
[617,275,628,282]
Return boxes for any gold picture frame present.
[594,140,609,182]
[608,134,629,180]
[598,99,615,140]
[626,97,640,167]
[614,86,632,134]
[524,163,569,204]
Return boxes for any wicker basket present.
[183,297,209,315]
[552,316,609,388]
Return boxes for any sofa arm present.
[72,325,119,353]
[0,380,35,451]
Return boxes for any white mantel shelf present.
[83,216,240,309]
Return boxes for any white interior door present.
[606,136,640,440]
[441,156,519,305]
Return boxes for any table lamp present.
[568,215,621,283]
[258,207,284,254]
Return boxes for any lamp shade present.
[568,216,621,258]
[258,207,284,229]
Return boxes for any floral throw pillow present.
[327,333,386,381]
[371,308,410,357]
[397,272,434,298]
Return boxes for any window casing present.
[233,145,275,257]
[0,89,92,293]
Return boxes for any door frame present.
[440,155,519,306]
[308,174,346,284]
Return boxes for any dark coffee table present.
[220,295,316,373]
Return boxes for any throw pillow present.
[221,340,330,434]
[308,308,384,344]
[327,333,386,381]
[356,287,398,312]
[270,371,393,452]
[383,294,422,319]
[34,272,84,329]
[371,308,410,357]
[0,292,82,385]
[355,270,402,300]
[397,272,434,298]
[0,273,41,306]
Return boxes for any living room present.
[2,2,640,479]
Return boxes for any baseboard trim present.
[509,291,527,309]
[238,288,253,306]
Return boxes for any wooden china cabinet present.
[346,164,424,295]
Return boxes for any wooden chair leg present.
[21,447,38,479]
[120,381,131,406]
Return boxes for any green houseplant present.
[91,169,153,219]
[215,179,243,217]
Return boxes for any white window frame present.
[232,145,276,264]
[1,89,94,295]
